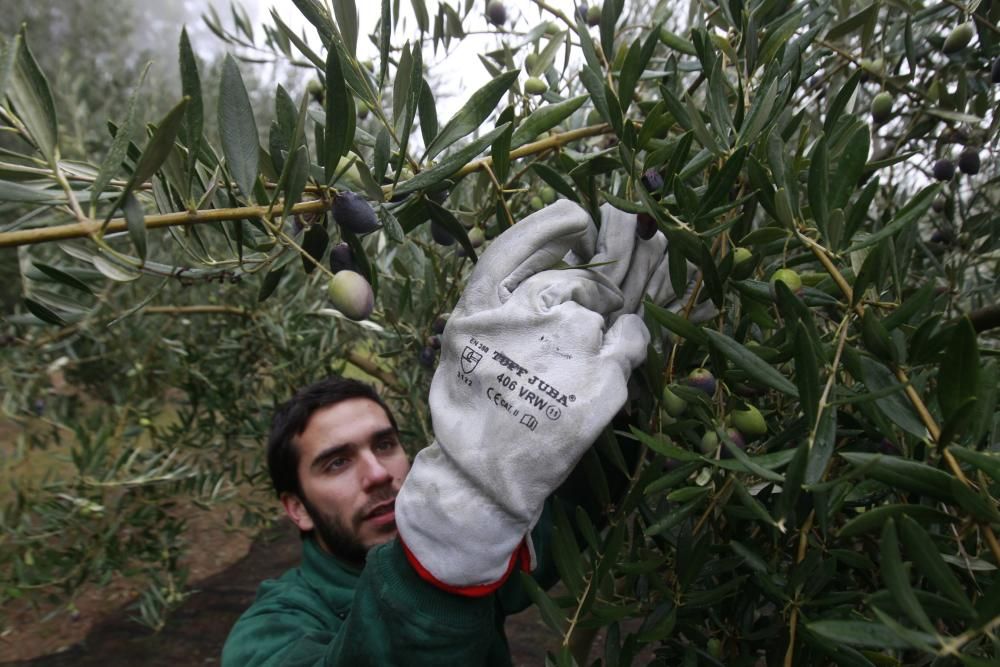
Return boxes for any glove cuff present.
[399,537,533,598]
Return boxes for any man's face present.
[281,397,410,565]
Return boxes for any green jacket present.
[221,503,558,667]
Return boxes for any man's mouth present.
[365,500,396,526]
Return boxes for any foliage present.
[1,0,998,662]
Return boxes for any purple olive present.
[419,346,438,368]
[641,168,664,195]
[486,0,506,26]
[636,212,657,240]
[719,428,746,459]
[431,221,456,246]
[687,368,717,396]
[930,229,954,245]
[932,159,955,182]
[332,191,380,234]
[328,241,357,274]
[958,148,980,175]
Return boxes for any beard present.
[298,486,397,566]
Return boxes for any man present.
[266,378,409,568]
[222,201,705,665]
[222,374,567,666]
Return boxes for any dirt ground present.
[0,518,572,667]
[0,505,256,664]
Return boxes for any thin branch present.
[940,0,1000,37]
[453,123,611,180]
[783,510,816,667]
[143,306,252,317]
[344,349,401,391]
[0,125,615,250]
[482,163,515,228]
[797,227,1000,565]
[0,198,326,248]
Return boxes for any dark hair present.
[267,376,398,498]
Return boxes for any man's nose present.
[359,450,392,488]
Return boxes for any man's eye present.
[325,457,349,471]
[376,438,397,451]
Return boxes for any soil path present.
[1,519,563,667]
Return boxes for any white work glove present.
[567,203,717,322]
[394,200,649,595]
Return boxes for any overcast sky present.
[258,0,585,117]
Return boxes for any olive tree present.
[1,0,998,662]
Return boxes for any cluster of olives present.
[656,265,807,457]
[529,185,558,211]
[576,3,602,26]
[419,315,449,369]
[932,147,981,181]
[867,22,991,181]
[324,191,381,321]
[661,367,769,458]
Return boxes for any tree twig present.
[143,306,252,317]
[344,349,401,391]
[481,163,515,228]
[0,198,325,248]
[783,510,816,667]
[0,126,615,250]
[798,228,1000,565]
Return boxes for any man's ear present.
[281,492,315,532]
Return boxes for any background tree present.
[1,0,998,663]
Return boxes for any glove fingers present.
[600,314,649,373]
[588,203,637,287]
[644,253,674,304]
[562,248,589,266]
[646,254,678,304]
[465,200,596,310]
[611,232,667,317]
[517,268,624,316]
